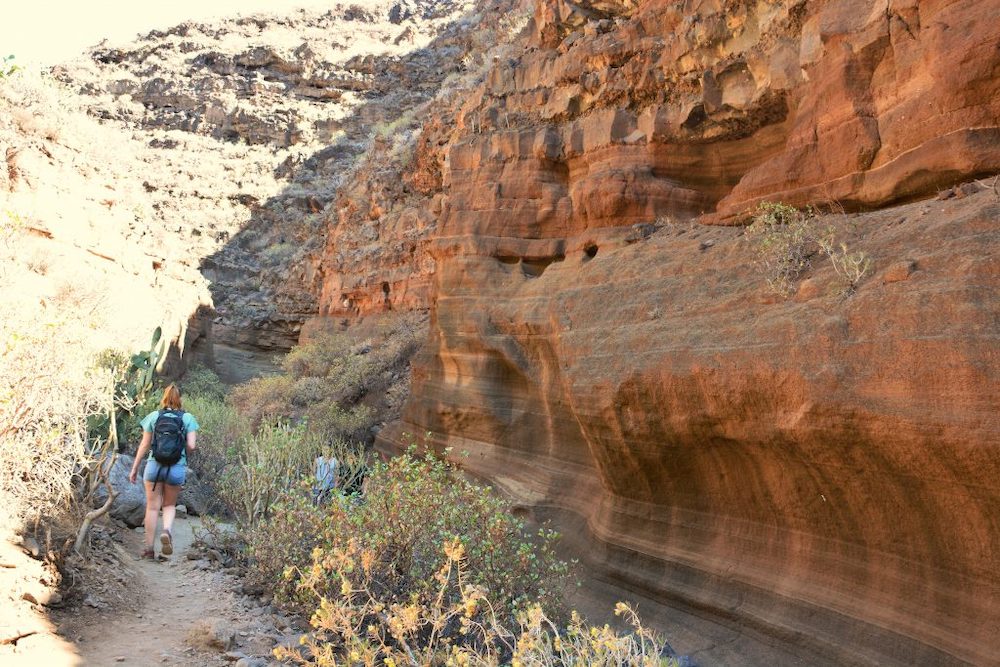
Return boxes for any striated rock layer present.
[379,0,1000,664]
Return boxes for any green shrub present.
[282,334,352,378]
[243,482,332,598]
[228,375,295,430]
[219,420,322,528]
[242,437,370,596]
[290,376,327,406]
[181,393,250,510]
[181,363,227,401]
[744,202,815,296]
[273,450,572,625]
[304,402,374,442]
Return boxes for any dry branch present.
[74,453,118,555]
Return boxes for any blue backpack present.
[151,409,186,486]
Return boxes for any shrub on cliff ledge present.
[746,202,872,296]
[745,202,815,296]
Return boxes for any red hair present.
[160,384,182,410]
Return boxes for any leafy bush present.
[282,332,354,378]
[291,376,328,406]
[243,482,333,597]
[219,420,322,528]
[278,540,675,667]
[228,374,295,431]
[271,450,572,625]
[304,402,374,443]
[182,363,227,401]
[181,393,250,511]
[240,437,369,594]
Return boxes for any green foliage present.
[181,393,250,512]
[0,55,18,79]
[266,450,572,626]
[219,420,322,528]
[243,482,333,597]
[228,374,295,431]
[304,402,374,443]
[281,333,354,377]
[88,329,166,449]
[128,326,164,404]
[181,363,226,401]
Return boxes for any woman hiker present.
[129,384,199,559]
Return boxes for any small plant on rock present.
[744,202,816,296]
[747,202,873,296]
[817,228,872,294]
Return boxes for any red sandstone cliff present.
[374,0,1000,664]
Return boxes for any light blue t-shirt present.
[141,410,199,465]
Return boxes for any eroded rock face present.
[436,0,1000,236]
[379,0,1000,663]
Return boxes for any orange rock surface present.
[377,0,1000,663]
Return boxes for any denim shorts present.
[143,459,186,486]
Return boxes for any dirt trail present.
[53,517,297,666]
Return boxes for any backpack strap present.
[153,464,168,493]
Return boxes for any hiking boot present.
[160,530,173,556]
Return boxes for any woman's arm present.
[129,431,152,484]
[186,430,197,454]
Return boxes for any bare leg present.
[161,484,181,536]
[143,481,163,551]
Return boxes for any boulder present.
[178,467,211,517]
[94,454,211,525]
[94,455,146,528]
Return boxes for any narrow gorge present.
[2,0,998,665]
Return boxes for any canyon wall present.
[378,0,1000,664]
